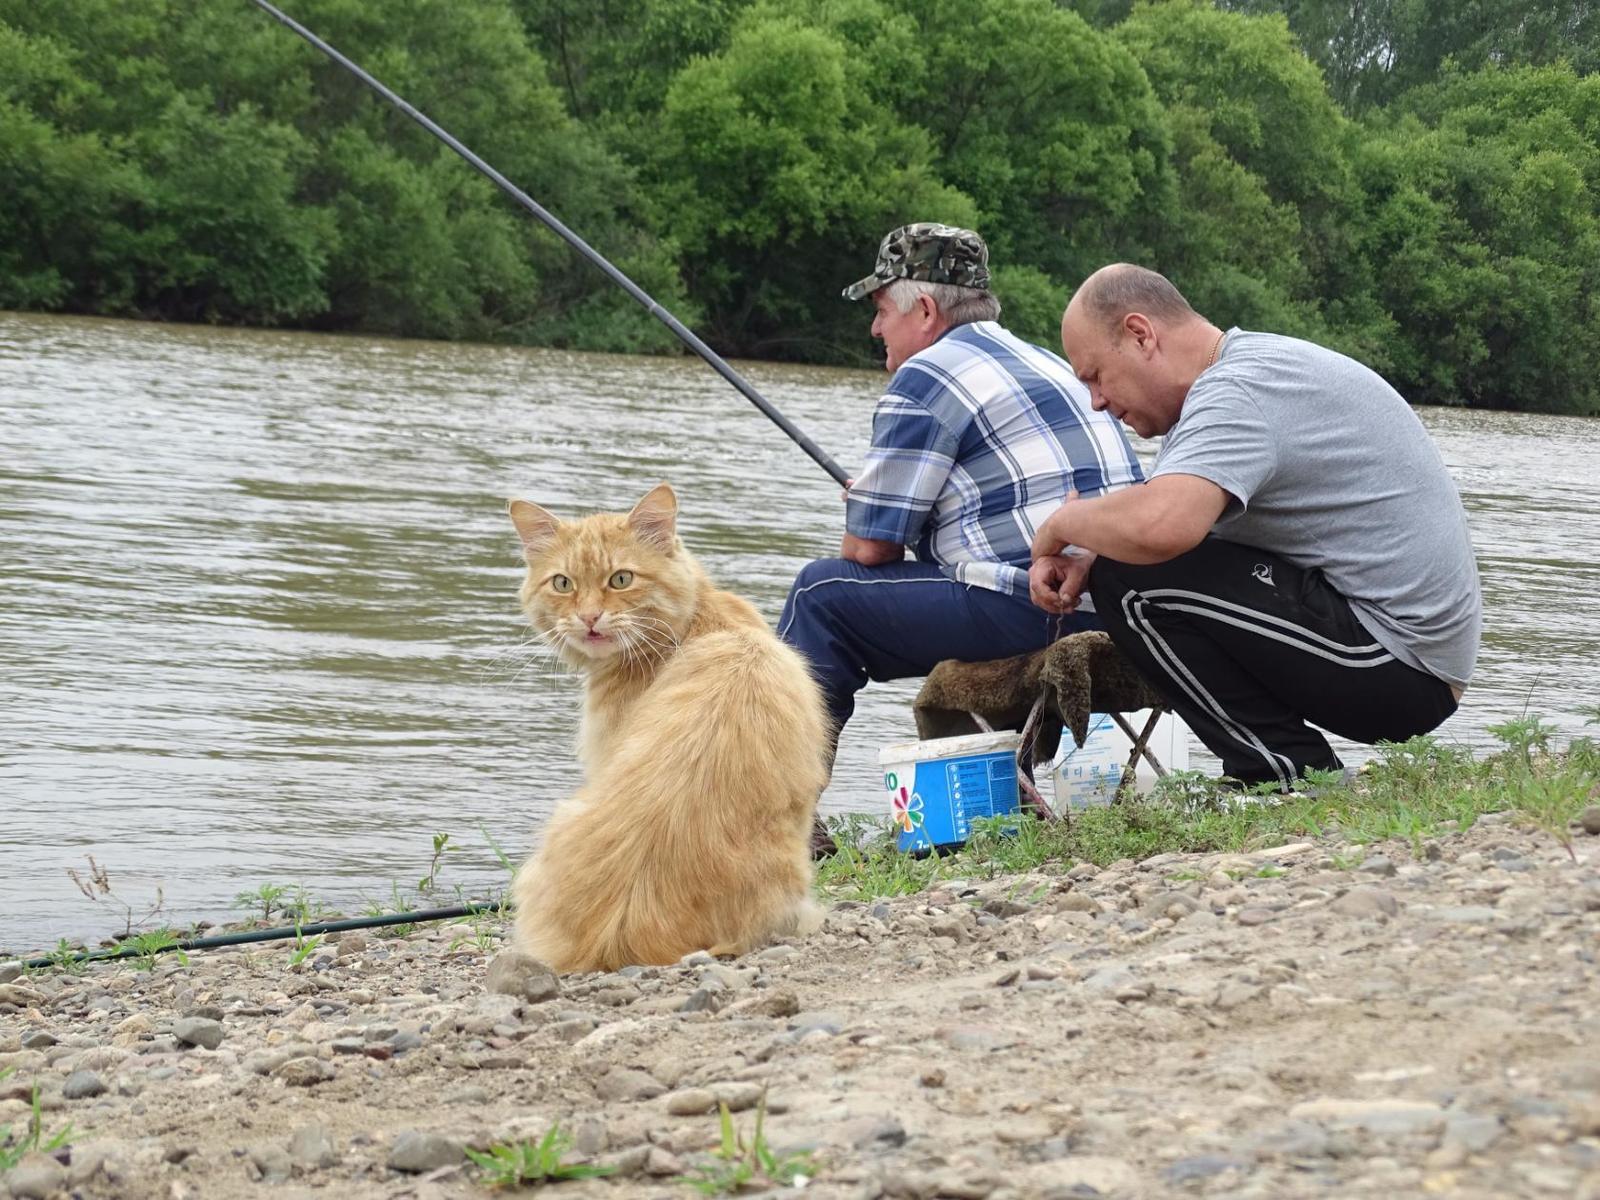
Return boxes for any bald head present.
[1069,263,1197,334]
[1059,264,1221,440]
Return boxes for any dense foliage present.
[2,0,1597,412]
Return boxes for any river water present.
[2,312,1596,952]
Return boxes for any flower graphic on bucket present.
[891,785,924,835]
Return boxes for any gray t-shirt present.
[1152,330,1481,688]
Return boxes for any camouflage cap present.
[842,222,991,301]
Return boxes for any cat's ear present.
[627,483,678,552]
[508,499,561,558]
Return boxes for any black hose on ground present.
[18,901,506,970]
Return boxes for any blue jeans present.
[777,558,1100,735]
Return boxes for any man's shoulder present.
[896,321,1078,387]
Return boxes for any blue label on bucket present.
[885,750,1020,852]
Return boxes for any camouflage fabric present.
[842,222,992,301]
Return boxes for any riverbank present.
[3,793,1599,1199]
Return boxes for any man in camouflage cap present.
[779,223,1144,855]
[841,222,992,301]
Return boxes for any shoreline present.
[3,806,1598,1199]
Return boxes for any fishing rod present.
[18,900,505,970]
[248,0,850,488]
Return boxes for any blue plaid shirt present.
[846,321,1144,597]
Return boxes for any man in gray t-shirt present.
[1027,263,1481,789]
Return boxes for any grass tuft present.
[818,727,1600,900]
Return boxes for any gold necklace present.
[1205,330,1225,370]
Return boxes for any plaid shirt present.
[846,321,1143,597]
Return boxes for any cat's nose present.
[580,612,602,630]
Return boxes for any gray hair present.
[1075,263,1196,332]
[884,278,1001,325]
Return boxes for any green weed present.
[465,1124,613,1189]
[684,1099,814,1195]
[232,883,290,923]
[44,938,88,976]
[0,1070,74,1172]
[124,927,187,972]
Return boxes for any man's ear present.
[1124,312,1157,355]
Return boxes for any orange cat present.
[506,483,829,972]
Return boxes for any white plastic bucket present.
[878,730,1021,852]
[1051,710,1190,808]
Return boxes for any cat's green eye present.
[550,574,573,593]
[608,570,635,589]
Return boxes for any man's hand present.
[841,477,854,503]
[1029,552,1096,614]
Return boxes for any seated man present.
[1030,263,1481,789]
[778,224,1144,835]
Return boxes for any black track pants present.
[1088,539,1459,788]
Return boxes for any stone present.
[485,952,560,1003]
[66,1139,131,1188]
[388,1130,464,1173]
[62,1070,107,1099]
[1329,888,1399,919]
[0,983,47,1008]
[1242,1120,1333,1160]
[171,1016,224,1050]
[20,1031,58,1050]
[289,1123,339,1169]
[1236,907,1276,926]
[680,985,726,1014]
[243,1048,294,1075]
[1441,1113,1503,1152]
[1579,805,1600,836]
[644,1147,683,1176]
[711,1082,764,1112]
[1214,982,1263,1011]
[1359,855,1398,877]
[664,1088,718,1116]
[723,989,800,1019]
[336,933,368,957]
[788,1011,846,1038]
[248,1142,293,1183]
[1024,1156,1141,1195]
[842,1115,907,1148]
[1424,906,1499,924]
[1083,965,1137,993]
[1289,1098,1444,1136]
[0,962,22,984]
[1163,1156,1247,1184]
[4,1152,67,1199]
[595,1067,664,1102]
[273,1056,333,1087]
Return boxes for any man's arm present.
[1030,474,1230,565]
[841,532,906,566]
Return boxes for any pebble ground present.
[2,811,1598,1199]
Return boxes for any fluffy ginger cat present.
[506,483,829,972]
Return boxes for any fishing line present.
[248,0,850,487]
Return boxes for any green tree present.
[1116,1,1372,344]
[884,0,1174,290]
[1352,66,1600,412]
[1227,0,1600,112]
[648,10,975,358]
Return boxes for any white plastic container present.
[878,730,1021,852]
[1050,710,1190,808]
